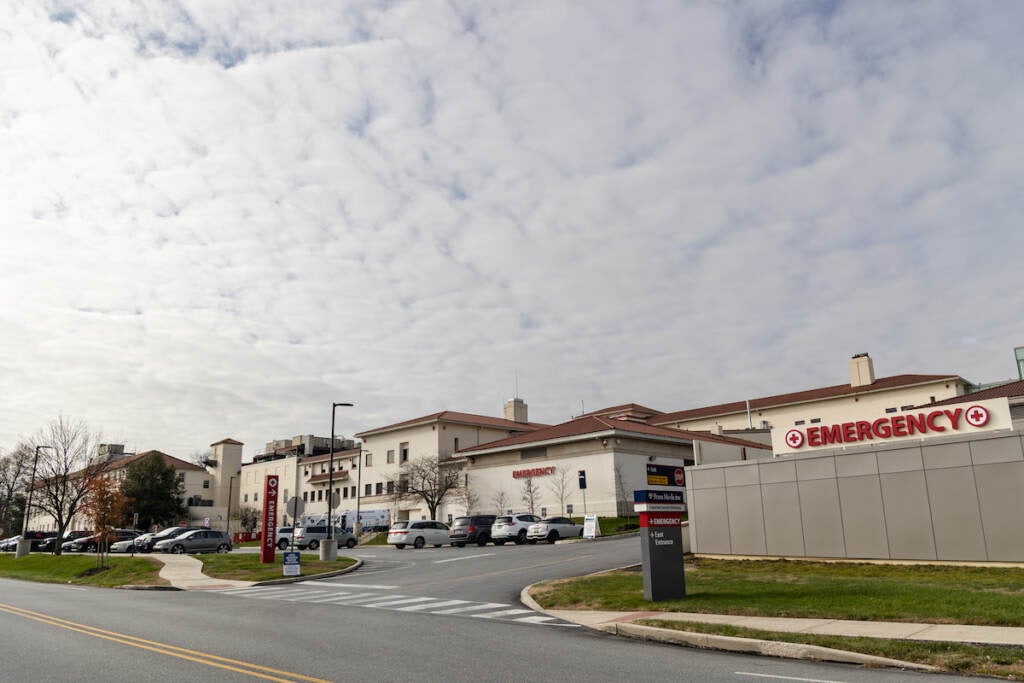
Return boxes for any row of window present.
[793,399,940,426]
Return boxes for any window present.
[900,405,915,411]
[365,484,372,496]
[566,504,574,514]
[317,490,323,502]
[375,482,383,495]
[243,494,248,503]
[447,514,453,524]
[387,449,395,464]
[203,480,210,489]
[254,493,258,502]
[177,473,185,484]
[400,442,409,462]
[810,418,821,424]
[885,407,897,414]
[321,464,326,473]
[303,492,308,502]
[454,437,460,451]
[386,481,394,494]
[521,447,547,460]
[365,452,372,467]
[343,488,349,499]
[794,420,805,426]
[540,507,547,517]
[350,486,356,497]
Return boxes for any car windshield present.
[390,522,409,530]
[453,517,470,525]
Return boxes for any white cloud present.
[1,1,1022,457]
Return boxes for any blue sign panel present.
[633,489,685,504]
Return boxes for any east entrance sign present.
[634,490,686,601]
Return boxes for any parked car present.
[136,526,203,553]
[0,535,21,551]
[21,530,58,551]
[448,515,496,547]
[64,529,140,552]
[293,526,356,550]
[387,520,450,549]
[275,526,294,550]
[491,513,542,545]
[109,538,138,553]
[37,530,91,552]
[526,517,583,544]
[153,529,232,554]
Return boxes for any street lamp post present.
[226,474,237,540]
[323,401,353,561]
[16,445,53,559]
[354,447,368,537]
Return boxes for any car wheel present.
[476,535,489,547]
[308,540,319,550]
[171,544,185,554]
[547,531,559,544]
[345,538,356,549]
[217,544,231,553]
[579,529,584,537]
[413,536,425,549]
[494,540,505,546]
[394,544,405,549]
[516,530,527,545]
[277,539,289,550]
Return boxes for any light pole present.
[354,447,368,537]
[226,474,237,540]
[16,445,53,559]
[323,401,353,561]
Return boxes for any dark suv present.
[448,515,496,547]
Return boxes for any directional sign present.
[646,463,685,488]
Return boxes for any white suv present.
[491,514,541,545]
[527,517,583,544]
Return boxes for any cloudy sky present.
[2,1,1022,460]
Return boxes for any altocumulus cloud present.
[0,0,1022,456]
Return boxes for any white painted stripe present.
[432,602,507,615]
[471,608,534,619]
[313,583,397,589]
[395,600,469,612]
[252,588,310,600]
[282,592,332,603]
[432,553,495,564]
[333,593,399,604]
[365,597,438,608]
[735,673,848,683]
[512,616,574,625]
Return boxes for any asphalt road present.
[0,538,979,682]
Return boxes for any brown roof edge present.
[356,410,547,438]
[211,438,244,446]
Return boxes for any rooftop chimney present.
[849,353,876,388]
[504,397,528,423]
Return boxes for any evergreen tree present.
[121,452,187,530]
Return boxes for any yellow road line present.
[0,602,333,683]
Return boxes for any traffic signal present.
[577,470,587,489]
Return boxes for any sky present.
[2,1,1022,461]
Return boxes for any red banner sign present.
[640,511,682,528]
[259,475,280,564]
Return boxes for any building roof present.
[927,379,1024,407]
[649,374,967,425]
[210,438,243,446]
[577,403,664,420]
[299,448,361,465]
[355,411,548,439]
[458,414,763,455]
[112,450,206,472]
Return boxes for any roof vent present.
[849,353,876,388]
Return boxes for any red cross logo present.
[785,429,805,448]
[965,405,990,427]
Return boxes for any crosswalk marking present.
[213,585,575,627]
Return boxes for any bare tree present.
[30,416,107,554]
[0,443,33,536]
[453,472,480,515]
[387,455,462,520]
[491,489,511,515]
[614,463,633,519]
[547,466,573,515]
[239,505,261,533]
[520,475,541,515]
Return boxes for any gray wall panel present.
[880,471,936,560]
[796,456,836,481]
[759,460,796,484]
[923,442,972,470]
[762,482,805,556]
[876,448,923,474]
[836,452,878,477]
[837,475,889,559]
[690,488,731,554]
[726,486,767,555]
[974,462,1024,561]
[798,479,846,557]
[725,464,760,487]
[925,467,987,561]
[689,468,725,490]
[971,436,1024,466]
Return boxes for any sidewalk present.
[146,553,255,591]
[519,588,1024,671]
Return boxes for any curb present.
[518,582,938,673]
[252,559,363,586]
[118,585,182,591]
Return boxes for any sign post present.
[634,489,686,601]
[259,475,280,564]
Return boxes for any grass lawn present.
[531,559,1024,626]
[200,553,357,582]
[636,619,1024,680]
[0,553,166,587]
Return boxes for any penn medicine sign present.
[772,397,1013,455]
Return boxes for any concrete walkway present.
[151,553,255,590]
[543,609,1024,647]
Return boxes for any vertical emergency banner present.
[260,475,280,564]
